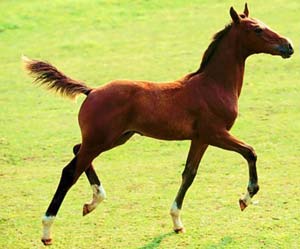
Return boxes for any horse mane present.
[186,23,232,78]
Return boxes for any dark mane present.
[187,24,232,78]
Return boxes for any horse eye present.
[254,27,263,34]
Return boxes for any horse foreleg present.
[239,158,259,211]
[170,141,208,233]
[73,144,106,216]
[208,131,259,211]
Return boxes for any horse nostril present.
[278,43,293,58]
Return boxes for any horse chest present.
[200,93,239,130]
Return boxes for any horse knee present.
[248,183,259,196]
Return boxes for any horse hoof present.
[41,238,52,246]
[174,227,185,234]
[82,204,90,216]
[239,199,248,211]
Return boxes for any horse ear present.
[244,3,249,17]
[230,7,241,24]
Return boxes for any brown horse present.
[24,4,293,245]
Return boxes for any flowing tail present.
[22,56,93,99]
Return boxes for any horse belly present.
[131,109,195,140]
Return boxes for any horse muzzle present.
[276,42,294,59]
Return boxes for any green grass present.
[1,1,300,248]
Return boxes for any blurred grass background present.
[0,1,299,248]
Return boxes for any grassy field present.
[1,0,300,248]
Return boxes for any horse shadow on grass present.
[205,236,235,248]
[139,232,175,249]
[139,233,235,249]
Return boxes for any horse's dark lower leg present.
[41,156,79,245]
[85,166,100,185]
[41,148,97,245]
[247,160,259,197]
[44,157,78,217]
[208,131,259,211]
[72,144,105,216]
[170,141,208,233]
[240,156,259,211]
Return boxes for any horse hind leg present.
[41,145,101,245]
[41,156,80,245]
[75,132,135,216]
[73,144,106,216]
[83,168,106,216]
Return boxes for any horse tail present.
[22,56,93,99]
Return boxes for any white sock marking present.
[170,201,184,230]
[92,184,106,204]
[42,215,55,240]
[241,191,252,206]
[85,184,106,212]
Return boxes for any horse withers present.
[23,3,293,245]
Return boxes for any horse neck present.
[202,29,247,97]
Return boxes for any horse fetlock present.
[239,183,259,211]
[239,190,252,211]
[92,184,106,201]
[247,183,259,197]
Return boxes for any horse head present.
[230,3,293,59]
